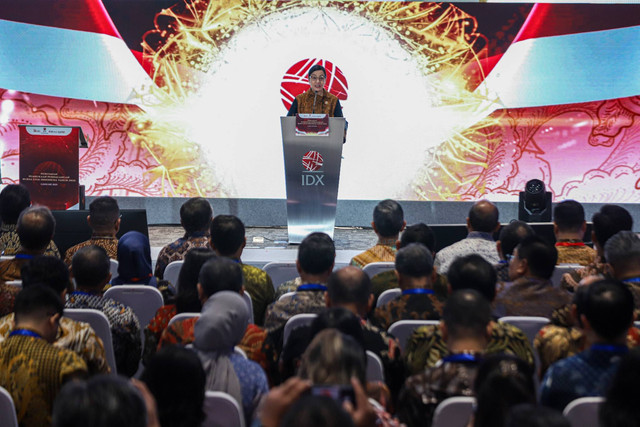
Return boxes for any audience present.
[0,255,109,375]
[210,215,274,326]
[599,348,640,427]
[153,197,212,280]
[494,220,535,282]
[63,196,120,265]
[350,199,405,268]
[0,285,87,427]
[493,235,571,318]
[111,231,157,287]
[434,200,501,274]
[396,289,492,427]
[0,184,60,257]
[604,230,640,307]
[193,290,268,422]
[67,245,141,376]
[371,243,441,330]
[540,279,634,410]
[280,394,356,427]
[553,200,596,266]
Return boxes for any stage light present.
[518,179,552,222]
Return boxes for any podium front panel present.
[281,117,345,243]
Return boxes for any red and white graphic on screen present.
[302,151,324,172]
[281,59,349,111]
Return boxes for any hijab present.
[193,291,249,405]
[112,231,156,286]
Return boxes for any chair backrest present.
[163,260,184,288]
[243,291,254,324]
[278,291,296,302]
[4,281,22,288]
[551,264,581,287]
[283,313,318,348]
[365,350,385,382]
[109,259,119,281]
[202,391,246,427]
[0,386,18,427]
[262,262,298,290]
[563,396,605,427]
[167,312,200,327]
[64,308,117,374]
[103,285,165,332]
[498,316,550,348]
[362,262,395,279]
[388,320,440,352]
[432,396,475,427]
[376,288,401,308]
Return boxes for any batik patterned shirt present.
[0,313,109,375]
[493,277,572,318]
[0,282,20,317]
[153,231,210,280]
[555,240,597,266]
[350,238,397,268]
[434,232,500,275]
[559,257,610,292]
[371,293,443,332]
[240,262,275,327]
[65,291,141,377]
[0,223,60,257]
[64,236,118,265]
[263,290,326,333]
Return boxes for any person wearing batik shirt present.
[371,244,442,331]
[64,196,120,266]
[434,200,501,275]
[404,254,533,375]
[67,245,141,377]
[493,220,535,283]
[209,215,274,326]
[397,290,492,427]
[153,197,212,280]
[552,200,596,266]
[350,199,405,268]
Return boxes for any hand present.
[259,377,311,427]
[131,379,160,427]
[343,378,377,427]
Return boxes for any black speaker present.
[519,179,552,222]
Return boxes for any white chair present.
[432,396,475,427]
[202,391,246,427]
[278,291,296,302]
[64,308,117,374]
[498,316,550,348]
[109,259,119,281]
[4,281,22,287]
[362,262,395,279]
[283,313,318,348]
[243,291,254,324]
[563,396,605,427]
[163,260,184,288]
[635,320,640,329]
[167,312,200,327]
[388,320,440,352]
[365,350,385,382]
[262,262,298,290]
[551,264,581,287]
[0,386,18,427]
[376,288,401,307]
[103,285,165,333]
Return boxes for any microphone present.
[312,91,318,114]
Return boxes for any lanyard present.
[14,254,34,260]
[555,241,586,247]
[9,329,42,339]
[623,277,640,283]
[298,284,327,291]
[402,288,434,295]
[591,344,628,354]
[443,353,479,363]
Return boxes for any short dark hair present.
[327,267,372,307]
[373,199,404,238]
[72,245,111,289]
[447,254,497,301]
[553,200,585,233]
[209,215,245,256]
[506,404,570,427]
[198,257,243,298]
[395,243,433,278]
[310,307,366,350]
[175,248,216,313]
[298,232,335,274]
[0,184,30,224]
[180,198,213,235]
[53,375,147,427]
[499,221,535,258]
[21,256,70,295]
[89,197,120,231]
[400,223,436,252]
[580,279,634,341]
[443,289,492,340]
[281,395,355,427]
[515,236,557,280]
[468,200,499,232]
[14,284,64,324]
[604,231,640,270]
[592,204,633,249]
[308,64,326,78]
[17,206,55,251]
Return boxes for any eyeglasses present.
[309,75,325,82]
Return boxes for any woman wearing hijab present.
[112,231,157,287]
[193,291,268,422]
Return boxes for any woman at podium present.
[287,64,344,117]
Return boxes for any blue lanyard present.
[442,353,479,363]
[14,254,34,260]
[402,288,434,295]
[70,291,95,297]
[591,344,628,354]
[624,277,640,283]
[9,329,42,339]
[298,284,327,291]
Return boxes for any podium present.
[281,116,345,244]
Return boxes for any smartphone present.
[310,384,356,407]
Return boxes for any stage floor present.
[149,225,378,268]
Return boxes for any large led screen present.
[1,1,639,202]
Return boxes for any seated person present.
[64,196,120,265]
[350,199,405,268]
[552,200,596,266]
[0,285,87,427]
[154,197,212,280]
[494,220,534,282]
[111,231,157,287]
